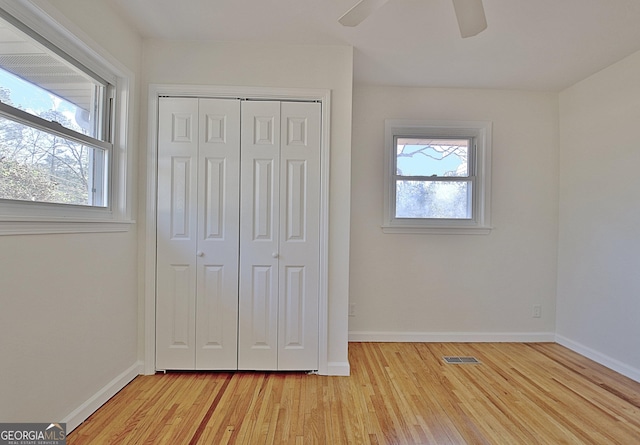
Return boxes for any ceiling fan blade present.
[452,0,487,38]
[338,0,390,27]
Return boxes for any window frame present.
[0,1,133,233]
[383,119,492,234]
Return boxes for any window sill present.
[0,219,135,236]
[381,224,492,235]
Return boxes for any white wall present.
[139,40,353,373]
[349,86,559,340]
[557,50,640,379]
[0,0,142,428]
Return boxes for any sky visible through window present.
[0,67,84,132]
[396,139,468,178]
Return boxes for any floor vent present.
[443,356,481,364]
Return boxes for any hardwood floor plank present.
[68,343,640,444]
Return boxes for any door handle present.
[196,251,204,257]
[272,252,279,258]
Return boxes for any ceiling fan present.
[338,0,487,38]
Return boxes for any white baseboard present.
[63,361,143,432]
[322,361,350,376]
[348,331,556,343]
[555,335,640,383]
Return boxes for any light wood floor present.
[68,343,640,444]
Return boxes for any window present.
[0,3,131,231]
[0,12,111,208]
[383,120,492,234]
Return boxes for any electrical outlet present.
[533,304,542,318]
[349,303,356,317]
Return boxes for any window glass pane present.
[396,138,469,177]
[395,180,472,219]
[0,115,107,206]
[0,16,104,139]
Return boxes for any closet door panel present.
[278,102,321,370]
[239,101,280,370]
[195,99,241,369]
[156,98,199,370]
[247,265,276,347]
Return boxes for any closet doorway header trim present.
[152,84,328,102]
[158,95,321,104]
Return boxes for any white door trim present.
[144,84,332,375]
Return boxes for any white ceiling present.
[106,0,640,91]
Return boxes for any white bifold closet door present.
[238,100,320,370]
[156,98,241,370]
[156,97,320,371]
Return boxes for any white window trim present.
[0,0,134,235]
[383,119,492,235]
